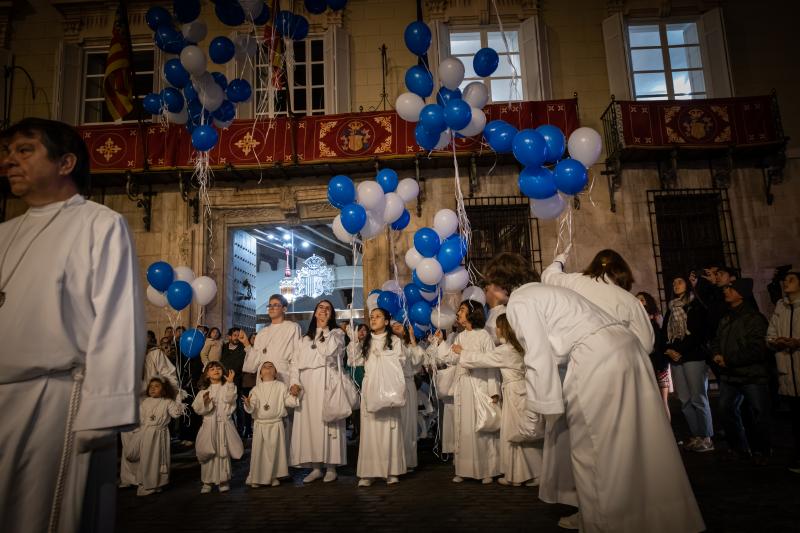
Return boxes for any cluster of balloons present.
[327,170,420,243]
[396,22,500,151]
[304,0,347,14]
[146,261,218,312]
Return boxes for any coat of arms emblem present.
[339,120,373,154]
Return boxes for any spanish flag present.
[103,1,134,121]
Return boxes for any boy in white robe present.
[244,362,298,487]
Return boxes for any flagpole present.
[120,0,149,172]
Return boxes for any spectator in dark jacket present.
[220,327,249,437]
[712,278,771,463]
[637,291,670,420]
[663,276,713,452]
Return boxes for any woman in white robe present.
[437,300,501,483]
[192,362,244,493]
[391,321,426,471]
[485,252,705,533]
[455,313,542,486]
[349,308,407,486]
[244,362,299,487]
[289,300,347,483]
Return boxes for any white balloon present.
[442,266,470,293]
[416,257,444,285]
[356,181,386,213]
[420,288,439,302]
[381,280,402,294]
[180,45,207,76]
[417,323,431,332]
[531,194,566,220]
[457,107,487,137]
[360,212,385,240]
[192,276,218,306]
[395,92,425,122]
[173,266,196,283]
[382,192,405,224]
[239,0,264,20]
[198,82,224,112]
[462,81,489,109]
[213,118,234,129]
[567,127,603,168]
[462,285,486,305]
[430,303,456,330]
[332,214,355,244]
[396,178,420,203]
[405,247,423,270]
[432,209,459,239]
[146,285,168,308]
[367,292,380,311]
[434,129,451,150]
[439,57,465,90]
[181,20,208,43]
[166,107,188,125]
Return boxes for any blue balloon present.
[212,72,229,91]
[412,270,438,292]
[404,283,423,306]
[173,0,201,23]
[554,158,588,195]
[392,307,408,324]
[405,65,433,97]
[340,203,367,234]
[291,15,310,40]
[376,168,399,193]
[146,6,172,31]
[419,104,446,134]
[513,129,548,167]
[415,123,439,151]
[327,175,356,208]
[276,10,293,35]
[444,99,472,130]
[161,87,184,113]
[404,21,432,56]
[305,0,328,15]
[412,324,428,340]
[536,124,566,163]
[409,300,432,326]
[166,280,193,311]
[180,328,206,359]
[191,124,219,152]
[390,209,411,231]
[183,81,198,102]
[484,120,507,139]
[327,0,347,10]
[487,123,516,153]
[436,86,462,107]
[518,166,557,200]
[226,79,252,103]
[143,93,163,115]
[212,100,236,121]
[437,237,467,273]
[187,98,203,119]
[147,261,174,292]
[377,291,400,314]
[473,47,500,77]
[253,4,271,25]
[413,227,441,258]
[216,0,246,26]
[209,36,236,64]
[164,58,190,89]
[155,25,185,54]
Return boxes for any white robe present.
[400,343,425,469]
[459,343,542,484]
[0,194,144,533]
[243,321,302,384]
[485,304,507,345]
[348,332,407,479]
[428,337,456,454]
[289,328,347,467]
[441,329,501,480]
[507,283,705,533]
[192,382,244,485]
[127,397,184,490]
[244,378,298,485]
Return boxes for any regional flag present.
[103,2,134,121]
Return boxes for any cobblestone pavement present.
[117,397,800,532]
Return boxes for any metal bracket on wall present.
[710,147,733,189]
[601,157,622,213]
[178,170,200,225]
[415,154,424,217]
[126,171,157,232]
[762,146,786,206]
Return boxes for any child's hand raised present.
[226,369,235,382]
[242,395,251,408]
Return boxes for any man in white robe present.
[0,118,145,533]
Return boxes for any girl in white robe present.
[192,362,244,493]
[454,313,542,486]
[437,300,501,484]
[244,362,299,487]
[127,377,185,496]
[348,308,407,486]
[485,252,705,533]
[427,331,457,454]
[391,321,426,471]
[289,299,347,483]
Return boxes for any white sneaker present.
[200,484,212,494]
[323,470,338,483]
[451,476,464,483]
[386,476,399,485]
[358,478,372,487]
[303,469,323,483]
[271,479,280,487]
[497,477,510,486]
[481,477,493,485]
[558,511,580,530]
[219,483,230,493]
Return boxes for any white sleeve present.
[288,323,302,385]
[242,344,260,374]
[192,389,213,415]
[74,215,145,432]
[628,299,655,353]
[541,256,568,286]
[347,341,365,367]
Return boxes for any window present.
[254,36,326,116]
[627,22,706,100]
[81,46,154,124]
[449,29,523,103]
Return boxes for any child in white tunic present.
[348,308,407,486]
[244,362,299,487]
[192,362,244,493]
[454,313,542,486]
[438,300,501,484]
[428,330,457,454]
[128,377,185,496]
[391,321,426,471]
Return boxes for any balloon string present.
[450,134,476,285]
[490,0,522,101]
[554,198,574,260]
[586,167,598,208]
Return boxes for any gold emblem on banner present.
[338,120,373,154]
[234,131,260,156]
[96,137,122,162]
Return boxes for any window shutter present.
[699,8,733,98]
[519,15,551,101]
[602,13,632,100]
[324,25,351,114]
[52,42,83,125]
[229,30,254,119]
[427,20,449,87]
